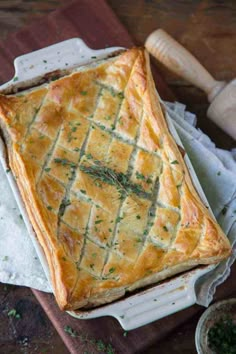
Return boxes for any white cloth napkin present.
[0,102,235,305]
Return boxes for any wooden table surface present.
[0,1,235,353]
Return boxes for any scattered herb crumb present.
[64,325,78,337]
[171,160,179,165]
[95,219,103,224]
[8,309,21,319]
[222,206,228,215]
[13,76,18,82]
[118,92,125,99]
[80,91,87,96]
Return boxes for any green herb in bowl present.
[208,317,236,354]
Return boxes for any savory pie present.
[0,48,231,310]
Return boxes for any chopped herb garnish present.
[5,168,10,173]
[13,76,18,82]
[111,124,115,130]
[95,219,103,224]
[136,171,145,180]
[100,125,106,130]
[91,56,97,59]
[171,160,179,165]
[90,264,95,270]
[39,135,44,139]
[95,181,102,187]
[62,200,71,209]
[110,89,116,97]
[92,253,97,258]
[109,267,115,274]
[62,257,67,261]
[136,215,141,219]
[123,331,128,337]
[217,171,221,176]
[143,229,148,236]
[71,127,77,132]
[64,325,78,337]
[116,216,123,223]
[54,158,76,168]
[8,309,21,319]
[44,167,51,172]
[43,60,47,63]
[135,171,152,184]
[51,75,59,81]
[74,147,80,152]
[108,228,113,232]
[96,340,106,351]
[104,115,111,120]
[80,91,87,96]
[80,189,86,194]
[118,91,125,99]
[222,206,228,215]
[47,205,53,211]
[163,226,168,231]
[86,153,93,159]
[19,214,23,220]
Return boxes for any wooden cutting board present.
[0,0,230,353]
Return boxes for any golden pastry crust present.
[0,48,231,310]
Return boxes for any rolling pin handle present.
[145,29,226,102]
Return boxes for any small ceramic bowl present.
[195,298,236,354]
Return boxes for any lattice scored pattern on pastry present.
[0,48,230,310]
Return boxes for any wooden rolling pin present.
[145,29,236,140]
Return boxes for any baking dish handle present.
[113,267,213,330]
[68,266,213,331]
[0,38,123,92]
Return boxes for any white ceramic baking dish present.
[0,39,215,330]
